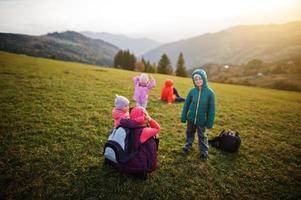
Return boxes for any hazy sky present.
[0,0,300,42]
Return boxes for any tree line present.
[113,50,187,77]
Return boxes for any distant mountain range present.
[1,21,300,69]
[81,31,161,56]
[143,21,301,69]
[0,31,119,66]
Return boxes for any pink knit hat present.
[114,95,129,109]
[139,73,149,83]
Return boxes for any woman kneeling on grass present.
[160,79,185,104]
[109,106,160,179]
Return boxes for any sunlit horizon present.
[0,0,300,42]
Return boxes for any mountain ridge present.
[0,31,120,66]
[143,21,301,69]
[81,31,161,55]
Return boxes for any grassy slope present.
[0,51,300,199]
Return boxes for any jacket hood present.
[129,107,146,125]
[112,108,126,120]
[164,79,173,87]
[192,69,208,89]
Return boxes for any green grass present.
[1,51,301,199]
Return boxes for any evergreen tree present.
[166,64,173,75]
[175,52,187,77]
[152,63,157,73]
[145,61,151,72]
[113,50,136,70]
[130,53,136,71]
[123,50,131,70]
[157,54,172,74]
[149,63,157,73]
[141,57,154,73]
[141,57,147,71]
[113,50,123,68]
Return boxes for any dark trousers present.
[184,121,208,155]
[173,88,185,102]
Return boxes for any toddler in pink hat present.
[112,95,130,127]
[132,73,156,108]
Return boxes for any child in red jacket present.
[160,79,185,104]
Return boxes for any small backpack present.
[209,130,241,153]
[103,126,138,164]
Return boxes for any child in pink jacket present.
[112,95,130,127]
[132,73,156,108]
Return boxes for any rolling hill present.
[0,51,300,199]
[188,57,301,92]
[143,21,301,69]
[0,31,120,66]
[81,31,162,55]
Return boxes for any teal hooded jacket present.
[181,69,216,128]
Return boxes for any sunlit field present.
[1,51,300,199]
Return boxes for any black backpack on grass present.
[209,130,241,153]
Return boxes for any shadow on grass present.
[67,160,150,199]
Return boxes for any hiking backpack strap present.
[120,126,144,163]
[102,127,118,155]
[103,126,143,164]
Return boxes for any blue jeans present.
[184,121,208,156]
[136,102,147,108]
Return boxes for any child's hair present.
[139,73,149,84]
[114,95,129,109]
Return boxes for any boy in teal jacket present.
[181,69,215,161]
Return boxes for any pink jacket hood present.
[130,107,146,125]
[112,108,129,127]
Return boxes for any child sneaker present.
[182,147,189,155]
[200,154,208,161]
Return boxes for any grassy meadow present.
[0,51,301,199]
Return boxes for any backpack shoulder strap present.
[124,126,145,162]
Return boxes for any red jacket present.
[160,79,175,103]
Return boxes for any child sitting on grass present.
[160,79,185,104]
[112,95,130,127]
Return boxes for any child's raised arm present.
[133,76,140,85]
[147,79,156,90]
